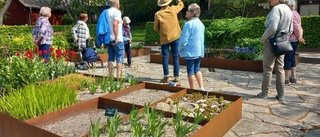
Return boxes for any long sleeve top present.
[32,16,53,45]
[179,17,205,59]
[71,20,90,47]
[153,1,184,45]
[290,10,303,42]
[122,24,132,45]
[261,4,293,41]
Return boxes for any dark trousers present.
[124,43,131,66]
[38,44,51,61]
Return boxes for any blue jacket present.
[96,9,110,46]
[179,18,205,59]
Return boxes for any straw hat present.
[157,0,172,7]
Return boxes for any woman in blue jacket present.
[179,3,205,90]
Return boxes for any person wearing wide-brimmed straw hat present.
[154,0,184,83]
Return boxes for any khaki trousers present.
[261,41,285,97]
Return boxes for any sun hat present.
[123,16,131,24]
[157,0,172,7]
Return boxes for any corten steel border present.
[0,112,60,137]
[150,53,263,72]
[0,82,242,137]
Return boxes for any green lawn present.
[131,24,146,42]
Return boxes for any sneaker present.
[285,80,289,84]
[276,95,285,101]
[289,77,297,83]
[173,77,180,82]
[257,92,268,99]
[160,77,169,83]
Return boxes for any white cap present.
[123,16,131,24]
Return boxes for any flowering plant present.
[226,38,263,60]
[0,46,76,92]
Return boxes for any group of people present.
[31,0,305,101]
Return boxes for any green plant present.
[88,82,98,94]
[129,107,145,136]
[103,110,122,137]
[0,82,77,120]
[131,44,143,50]
[143,104,168,137]
[127,75,139,86]
[88,117,101,137]
[172,109,199,137]
[95,48,108,54]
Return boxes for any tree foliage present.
[0,0,11,26]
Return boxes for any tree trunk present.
[0,0,12,26]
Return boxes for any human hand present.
[90,37,94,41]
[74,38,78,43]
[298,37,306,44]
[112,39,118,46]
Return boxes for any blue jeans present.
[284,42,298,70]
[161,39,179,77]
[38,44,51,61]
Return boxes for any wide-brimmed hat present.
[157,0,172,7]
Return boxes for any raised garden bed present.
[0,82,242,137]
[150,53,299,72]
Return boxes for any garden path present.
[78,54,320,137]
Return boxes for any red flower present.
[16,52,20,56]
[66,58,70,61]
[38,50,43,56]
[35,46,39,52]
[51,54,55,58]
[50,47,54,53]
[70,51,76,58]
[24,50,34,59]
[56,48,62,54]
[44,59,48,63]
[43,50,47,55]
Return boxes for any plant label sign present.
[105,107,117,117]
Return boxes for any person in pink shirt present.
[284,0,306,84]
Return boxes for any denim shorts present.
[186,58,201,76]
[107,41,124,63]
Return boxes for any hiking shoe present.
[160,77,169,83]
[285,80,289,84]
[276,95,285,101]
[257,92,268,99]
[289,77,297,83]
[173,77,180,82]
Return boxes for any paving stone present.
[242,111,260,121]
[270,104,309,121]
[299,112,320,127]
[244,98,279,107]
[247,78,262,89]
[223,130,238,137]
[281,94,304,103]
[285,102,320,111]
[299,94,320,105]
[285,127,305,137]
[231,119,285,136]
[254,113,312,130]
[304,129,320,137]
[250,132,289,137]
[242,104,269,113]
[220,87,260,100]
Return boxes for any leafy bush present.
[131,43,143,49]
[226,38,263,60]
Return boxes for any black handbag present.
[268,18,293,56]
[269,31,293,56]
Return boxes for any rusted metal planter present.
[150,53,263,72]
[129,47,151,58]
[0,82,242,137]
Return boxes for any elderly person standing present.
[106,0,124,78]
[154,0,184,83]
[71,13,93,48]
[32,7,53,61]
[284,0,306,84]
[258,0,293,101]
[122,16,132,67]
[179,3,205,90]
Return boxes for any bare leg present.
[108,61,113,77]
[195,71,204,89]
[291,67,296,79]
[116,63,122,78]
[285,70,290,80]
[188,75,196,89]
